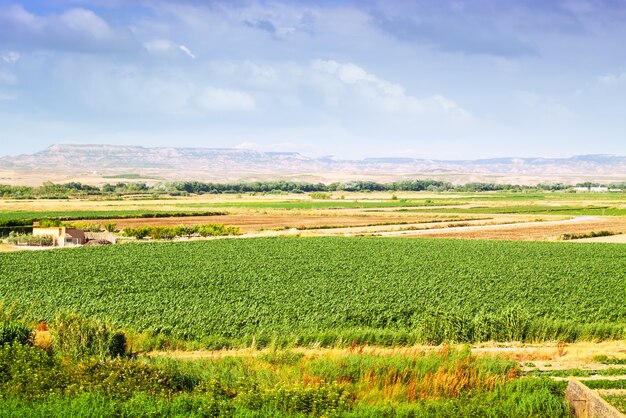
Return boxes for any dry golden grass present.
[0,243,18,252]
[149,340,626,370]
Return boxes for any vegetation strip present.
[1,237,625,348]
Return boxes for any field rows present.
[1,237,625,345]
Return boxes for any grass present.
[526,368,626,377]
[0,210,227,226]
[0,340,571,417]
[178,199,464,210]
[604,395,626,414]
[409,205,626,216]
[583,379,626,390]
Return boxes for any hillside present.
[1,144,626,185]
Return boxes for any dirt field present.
[2,191,625,242]
[402,216,626,241]
[89,213,474,232]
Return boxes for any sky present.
[1,0,626,159]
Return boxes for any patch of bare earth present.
[407,216,626,241]
[84,214,465,233]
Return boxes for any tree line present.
[1,179,625,199]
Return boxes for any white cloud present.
[2,52,21,64]
[60,8,112,40]
[143,39,175,54]
[143,39,196,59]
[514,90,573,118]
[179,45,196,59]
[195,87,255,111]
[0,5,40,28]
[0,92,18,101]
[598,72,626,86]
[0,70,18,86]
[311,59,471,119]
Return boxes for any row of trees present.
[1,180,625,199]
[121,224,242,240]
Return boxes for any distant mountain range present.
[1,144,626,184]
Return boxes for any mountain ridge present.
[1,144,626,184]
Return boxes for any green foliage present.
[309,192,331,200]
[37,219,63,227]
[593,354,626,365]
[6,232,54,246]
[584,379,626,389]
[0,238,625,345]
[561,230,618,240]
[103,222,117,232]
[52,312,127,360]
[605,395,626,414]
[122,224,242,240]
[0,322,31,346]
[69,222,101,232]
[0,211,228,228]
[0,343,570,417]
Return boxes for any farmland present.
[2,190,626,241]
[1,190,625,416]
[1,237,625,347]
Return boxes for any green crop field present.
[1,237,624,347]
[408,204,626,216]
[0,210,227,227]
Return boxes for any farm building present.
[32,225,86,247]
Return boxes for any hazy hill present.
[1,144,626,185]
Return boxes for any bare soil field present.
[88,213,471,232]
[405,216,626,241]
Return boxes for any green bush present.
[309,192,331,200]
[52,312,127,360]
[6,233,54,247]
[103,223,117,233]
[70,222,102,232]
[0,322,31,346]
[122,224,241,240]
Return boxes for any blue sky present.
[1,0,625,159]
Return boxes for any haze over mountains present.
[1,144,626,186]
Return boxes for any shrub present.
[103,222,117,233]
[561,230,618,240]
[52,312,127,360]
[70,222,102,232]
[310,192,331,200]
[0,322,32,346]
[6,233,54,247]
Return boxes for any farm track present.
[148,340,626,365]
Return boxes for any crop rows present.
[0,238,625,345]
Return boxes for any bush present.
[122,226,151,240]
[310,192,331,200]
[561,230,618,240]
[70,222,101,232]
[6,233,54,247]
[122,224,242,240]
[103,223,117,233]
[0,322,32,346]
[52,312,127,360]
[37,219,63,227]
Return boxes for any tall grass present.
[0,343,570,417]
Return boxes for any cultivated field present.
[1,237,625,347]
[1,190,626,241]
[1,189,625,416]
